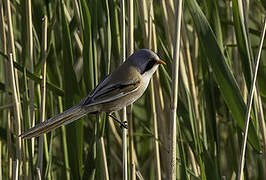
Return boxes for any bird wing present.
[82,79,141,106]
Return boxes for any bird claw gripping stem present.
[108,114,128,129]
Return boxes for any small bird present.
[20,49,165,139]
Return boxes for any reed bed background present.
[0,0,266,179]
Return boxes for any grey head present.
[127,49,165,75]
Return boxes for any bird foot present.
[107,114,128,129]
[120,121,128,129]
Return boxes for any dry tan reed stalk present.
[187,145,199,176]
[147,1,162,179]
[179,53,190,94]
[26,0,36,167]
[153,70,169,177]
[7,111,12,179]
[193,33,198,60]
[120,0,128,179]
[57,96,70,180]
[169,0,183,179]
[73,0,83,41]
[9,53,22,178]
[128,105,135,180]
[238,17,266,180]
[137,0,148,41]
[161,0,173,55]
[179,51,200,176]
[63,2,83,54]
[165,0,175,52]
[150,78,162,180]
[110,115,122,145]
[37,16,48,179]
[12,159,19,180]
[154,1,171,176]
[5,1,23,171]
[99,134,110,179]
[5,1,24,176]
[100,137,110,180]
[128,0,136,179]
[109,112,140,170]
[253,21,266,180]
[0,14,13,172]
[5,0,22,118]
[181,18,200,124]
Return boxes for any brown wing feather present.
[83,64,142,106]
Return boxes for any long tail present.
[20,103,88,139]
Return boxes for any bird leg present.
[107,114,128,129]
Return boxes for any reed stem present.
[238,17,266,180]
[120,0,128,179]
[37,16,48,179]
[169,0,183,179]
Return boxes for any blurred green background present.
[0,0,266,179]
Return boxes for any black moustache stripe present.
[141,60,156,74]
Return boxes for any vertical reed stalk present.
[5,0,23,171]
[127,0,135,179]
[153,69,168,177]
[37,16,48,179]
[169,0,183,179]
[9,53,22,179]
[148,1,161,179]
[137,0,148,41]
[238,17,266,180]
[150,79,161,180]
[26,0,35,164]
[13,159,19,180]
[127,106,135,180]
[99,126,109,179]
[0,2,12,178]
[5,0,25,176]
[161,0,173,54]
[120,0,128,179]
[98,0,110,171]
[100,117,109,178]
[5,0,21,101]
[63,2,83,54]
[7,111,12,179]
[58,96,71,180]
[100,137,109,180]
[164,0,175,55]
[181,18,200,123]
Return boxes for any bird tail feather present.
[20,103,88,139]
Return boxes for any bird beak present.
[156,59,166,65]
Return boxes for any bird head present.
[128,49,166,76]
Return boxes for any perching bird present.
[20,49,165,139]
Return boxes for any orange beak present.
[156,59,166,65]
